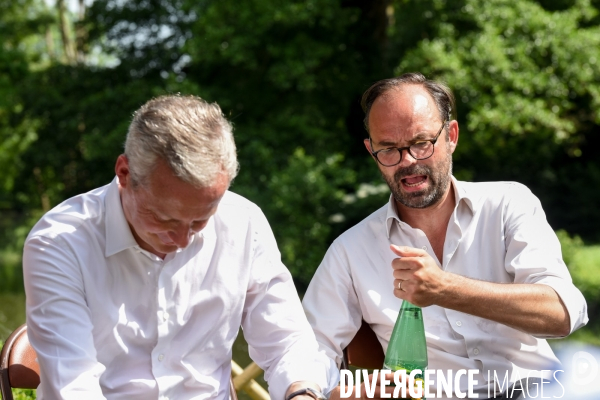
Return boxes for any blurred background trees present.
[1,0,599,312]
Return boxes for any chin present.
[142,236,175,254]
[156,243,178,253]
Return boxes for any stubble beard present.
[382,151,453,209]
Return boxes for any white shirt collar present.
[104,177,140,257]
[384,176,476,239]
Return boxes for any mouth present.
[400,175,428,189]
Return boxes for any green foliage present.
[556,230,600,339]
[1,0,600,290]
[0,1,44,201]
[556,229,584,268]
[260,149,356,286]
[10,389,36,400]
[394,0,600,240]
[81,0,390,285]
[569,245,600,322]
[0,293,26,339]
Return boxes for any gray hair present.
[361,72,456,133]
[124,95,239,187]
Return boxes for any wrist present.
[285,387,327,400]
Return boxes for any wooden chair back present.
[341,320,385,370]
[0,324,40,400]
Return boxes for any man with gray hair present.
[302,73,588,399]
[23,95,333,400]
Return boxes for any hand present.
[331,371,411,400]
[285,381,324,400]
[391,244,449,307]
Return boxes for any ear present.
[364,138,377,162]
[115,154,131,188]
[447,120,459,154]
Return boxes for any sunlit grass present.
[571,245,600,301]
[0,250,24,294]
[564,244,600,346]
[0,293,26,339]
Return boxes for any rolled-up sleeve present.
[503,184,588,337]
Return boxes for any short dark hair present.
[360,72,456,133]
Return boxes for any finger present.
[393,268,413,281]
[391,257,418,272]
[394,279,403,292]
[390,244,426,257]
[393,269,411,282]
[383,371,396,381]
[392,255,425,271]
[381,384,396,398]
[394,278,412,293]
[372,383,395,399]
[380,371,405,398]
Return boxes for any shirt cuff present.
[535,277,588,337]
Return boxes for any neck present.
[128,222,167,260]
[395,180,456,233]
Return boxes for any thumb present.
[390,244,424,257]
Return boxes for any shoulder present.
[217,190,265,221]
[26,184,110,243]
[458,180,540,211]
[330,202,388,252]
[214,190,271,233]
[219,190,262,213]
[458,180,533,198]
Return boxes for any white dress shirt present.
[302,178,588,398]
[24,178,332,400]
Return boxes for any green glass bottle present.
[383,300,428,400]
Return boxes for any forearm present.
[436,273,570,336]
[327,386,343,400]
[325,372,400,400]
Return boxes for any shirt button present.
[158,354,164,361]
[422,246,428,251]
[162,312,169,322]
[456,321,462,327]
[473,348,480,355]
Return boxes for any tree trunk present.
[57,0,76,64]
[76,0,87,63]
[45,27,55,59]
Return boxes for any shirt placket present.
[444,205,491,377]
[149,254,171,400]
[442,213,462,271]
[395,220,440,266]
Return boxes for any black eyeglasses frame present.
[368,119,448,167]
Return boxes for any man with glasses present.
[302,73,588,399]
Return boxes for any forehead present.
[368,85,441,141]
[137,162,228,220]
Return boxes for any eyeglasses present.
[369,120,447,167]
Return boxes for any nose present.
[167,227,193,248]
[397,148,418,168]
